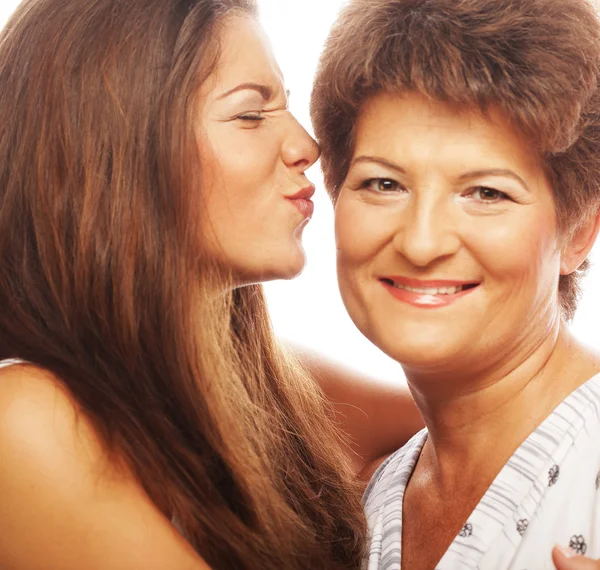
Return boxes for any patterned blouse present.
[363,373,600,569]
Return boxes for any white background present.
[2,1,598,384]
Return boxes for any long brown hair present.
[311,0,600,320]
[0,0,366,567]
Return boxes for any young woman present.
[311,0,600,568]
[0,1,423,568]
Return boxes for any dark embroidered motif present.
[459,523,473,538]
[548,464,560,486]
[516,519,529,536]
[569,535,587,555]
[596,470,600,490]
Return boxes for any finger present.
[552,545,600,570]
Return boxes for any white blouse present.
[363,373,600,569]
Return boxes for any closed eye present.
[236,112,265,122]
[236,102,289,123]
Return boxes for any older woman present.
[0,0,430,568]
[311,0,600,568]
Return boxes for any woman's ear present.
[560,209,600,275]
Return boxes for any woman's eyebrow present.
[217,82,274,101]
[457,169,531,191]
[351,155,407,174]
[351,158,531,191]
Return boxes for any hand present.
[553,546,600,569]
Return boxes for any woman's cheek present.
[465,213,559,278]
[335,197,388,262]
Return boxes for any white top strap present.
[0,358,26,369]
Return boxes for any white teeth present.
[394,283,466,295]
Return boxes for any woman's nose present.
[281,117,321,172]
[392,195,461,267]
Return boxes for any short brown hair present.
[311,0,600,319]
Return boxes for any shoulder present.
[0,362,109,476]
[0,361,91,452]
[0,363,209,570]
[0,359,82,413]
[0,362,125,538]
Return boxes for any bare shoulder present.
[0,362,115,491]
[0,362,94,446]
[0,363,210,570]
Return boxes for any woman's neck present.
[406,323,600,492]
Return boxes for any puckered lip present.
[379,276,481,288]
[286,185,316,201]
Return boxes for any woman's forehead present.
[207,16,284,101]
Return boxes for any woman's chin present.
[233,250,307,285]
[277,259,306,281]
[275,245,307,281]
[375,333,468,373]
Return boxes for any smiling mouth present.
[380,279,479,296]
[379,278,481,308]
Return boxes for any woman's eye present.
[471,186,509,202]
[237,113,265,122]
[361,178,402,193]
